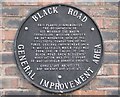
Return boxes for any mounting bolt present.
[58,75,62,79]
[91,27,94,31]
[25,26,28,30]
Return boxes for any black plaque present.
[14,4,104,93]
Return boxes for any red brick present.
[0,91,3,96]
[3,41,13,52]
[0,17,2,28]
[101,31,118,41]
[105,2,118,7]
[104,53,118,64]
[93,18,104,28]
[0,30,3,40]
[104,41,118,52]
[5,66,20,76]
[58,0,75,3]
[71,5,90,15]
[103,9,118,17]
[1,52,14,64]
[97,64,118,76]
[90,77,118,89]
[41,1,56,6]
[42,0,57,3]
[5,90,38,95]
[94,2,105,6]
[72,90,106,95]
[103,65,118,75]
[22,6,40,16]
[2,78,19,89]
[0,78,2,89]
[74,2,104,6]
[2,7,21,17]
[89,7,118,17]
[19,77,37,90]
[3,29,16,40]
[104,18,118,29]
[79,7,90,15]
[3,17,22,28]
[0,66,1,76]
[106,90,118,95]
[2,1,39,6]
[89,7,105,17]
[0,42,2,52]
[41,0,74,5]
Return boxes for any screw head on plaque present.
[14,4,104,93]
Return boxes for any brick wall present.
[0,0,119,96]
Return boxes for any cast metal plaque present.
[14,4,103,93]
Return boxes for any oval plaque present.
[14,4,103,93]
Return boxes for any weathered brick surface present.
[3,18,22,28]
[0,66,1,76]
[2,29,16,40]
[0,91,2,97]
[0,17,2,28]
[94,18,104,28]
[89,7,118,17]
[2,7,20,16]
[5,90,39,95]
[106,90,119,95]
[104,42,118,52]
[5,66,20,76]
[0,78,2,89]
[19,77,39,90]
[101,31,118,41]
[1,52,15,64]
[72,90,106,95]
[104,18,118,29]
[103,65,118,75]
[22,6,42,16]
[104,53,118,64]
[0,42,3,52]
[105,2,118,7]
[2,0,40,6]
[2,78,19,89]
[1,1,119,96]
[2,41,13,52]
[90,77,118,89]
[97,64,119,76]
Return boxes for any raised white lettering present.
[67,8,87,23]
[93,44,102,64]
[49,82,55,89]
[32,7,58,22]
[81,16,87,22]
[79,75,86,82]
[32,15,38,22]
[43,80,49,88]
[21,60,28,66]
[69,81,75,88]
[67,8,73,15]
[18,44,24,49]
[53,7,58,13]
[74,78,82,86]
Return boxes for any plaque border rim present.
[13,3,104,93]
